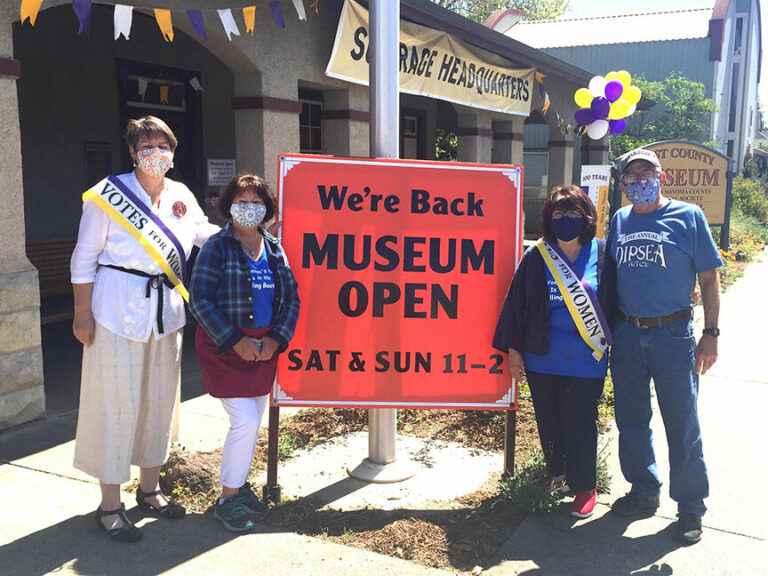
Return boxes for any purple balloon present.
[609,118,627,135]
[605,80,624,103]
[574,107,595,125]
[590,96,610,119]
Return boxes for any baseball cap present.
[615,148,662,177]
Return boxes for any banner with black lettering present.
[326,0,535,116]
[274,154,524,409]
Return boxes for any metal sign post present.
[347,0,416,483]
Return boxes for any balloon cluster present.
[573,71,642,140]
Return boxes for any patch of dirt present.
[162,393,541,572]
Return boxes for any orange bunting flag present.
[535,71,546,84]
[154,8,173,42]
[243,6,256,35]
[541,93,551,115]
[310,0,319,14]
[159,85,169,104]
[20,0,44,26]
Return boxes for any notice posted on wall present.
[274,154,524,410]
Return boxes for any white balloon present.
[587,120,609,140]
[626,104,637,116]
[588,76,607,98]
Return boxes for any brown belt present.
[617,308,693,328]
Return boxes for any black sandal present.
[96,504,143,543]
[136,486,186,519]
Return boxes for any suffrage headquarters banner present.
[274,154,523,409]
[326,0,535,116]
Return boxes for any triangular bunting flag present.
[291,0,307,21]
[20,0,44,26]
[114,5,133,40]
[186,10,207,40]
[154,9,173,42]
[72,0,92,35]
[269,2,286,28]
[190,77,204,92]
[243,6,256,35]
[535,71,546,84]
[218,9,240,41]
[542,93,551,115]
[310,0,319,14]
[159,85,169,105]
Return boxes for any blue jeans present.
[611,317,708,517]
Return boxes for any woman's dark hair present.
[540,185,597,244]
[216,174,277,224]
[124,116,178,151]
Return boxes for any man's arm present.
[695,268,720,375]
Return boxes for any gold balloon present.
[574,88,593,109]
[616,70,632,87]
[609,99,630,120]
[605,71,620,82]
[624,85,642,105]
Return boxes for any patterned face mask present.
[231,203,267,228]
[136,147,174,178]
[625,177,661,206]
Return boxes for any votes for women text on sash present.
[536,240,611,360]
[82,175,189,301]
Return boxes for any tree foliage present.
[610,72,718,157]
[430,0,569,23]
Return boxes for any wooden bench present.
[25,238,77,324]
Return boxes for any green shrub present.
[732,176,768,224]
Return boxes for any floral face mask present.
[231,203,267,228]
[136,147,174,178]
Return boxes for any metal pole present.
[348,0,414,482]
[368,0,399,467]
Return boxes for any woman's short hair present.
[540,185,597,244]
[216,174,277,224]
[124,116,178,152]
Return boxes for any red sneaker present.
[570,489,597,518]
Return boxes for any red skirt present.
[195,325,278,398]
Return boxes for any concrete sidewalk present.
[484,248,768,576]
[2,250,767,576]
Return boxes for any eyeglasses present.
[621,169,659,185]
[552,210,582,219]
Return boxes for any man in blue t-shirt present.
[607,147,722,545]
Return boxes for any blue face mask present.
[550,216,585,242]
[625,177,660,206]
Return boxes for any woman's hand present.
[256,337,280,362]
[72,309,95,347]
[508,348,526,380]
[233,336,262,361]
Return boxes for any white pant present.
[220,395,269,489]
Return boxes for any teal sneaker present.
[214,495,255,532]
[238,482,269,517]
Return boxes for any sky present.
[562,0,768,121]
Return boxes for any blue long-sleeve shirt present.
[189,222,300,354]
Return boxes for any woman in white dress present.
[70,116,218,542]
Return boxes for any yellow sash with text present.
[82,176,189,302]
[537,240,609,360]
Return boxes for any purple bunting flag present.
[269,1,286,28]
[73,0,92,35]
[186,10,207,40]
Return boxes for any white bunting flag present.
[217,9,241,41]
[189,77,204,93]
[137,77,148,100]
[291,0,307,21]
[114,5,133,40]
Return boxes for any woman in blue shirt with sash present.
[190,174,300,532]
[494,185,615,518]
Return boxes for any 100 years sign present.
[274,155,523,409]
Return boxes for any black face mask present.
[550,216,585,241]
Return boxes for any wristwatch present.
[702,327,720,337]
